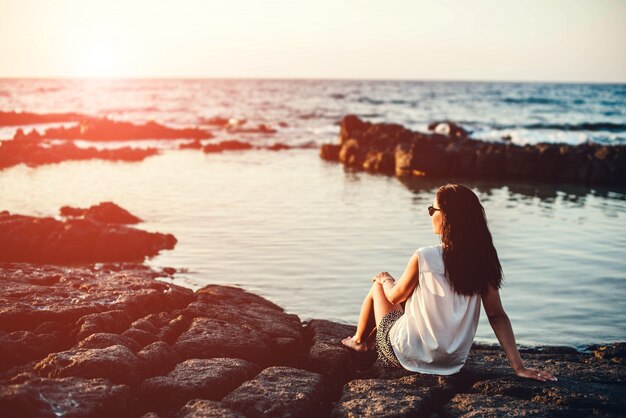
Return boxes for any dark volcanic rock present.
[60,201,142,224]
[443,393,567,417]
[321,115,626,186]
[0,373,133,418]
[303,319,375,387]
[34,345,140,385]
[331,374,454,418]
[222,366,327,418]
[175,399,246,418]
[43,117,212,140]
[77,332,142,352]
[202,139,253,153]
[0,137,159,170]
[137,341,179,378]
[0,263,194,332]
[173,317,272,364]
[0,207,176,263]
[0,261,624,417]
[139,358,260,414]
[0,330,62,372]
[190,285,304,366]
[0,110,85,126]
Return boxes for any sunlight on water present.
[1,149,624,349]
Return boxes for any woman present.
[341,183,557,382]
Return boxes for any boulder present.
[75,310,133,342]
[76,332,141,352]
[320,144,341,161]
[175,399,246,418]
[137,341,179,378]
[331,374,454,417]
[34,345,140,385]
[139,358,259,414]
[60,202,142,224]
[0,209,176,263]
[0,373,133,418]
[0,263,194,332]
[222,366,327,418]
[0,331,61,372]
[173,317,272,364]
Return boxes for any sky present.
[0,0,624,82]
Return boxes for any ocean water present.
[1,79,625,350]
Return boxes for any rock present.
[303,320,372,386]
[139,358,259,414]
[0,207,176,263]
[137,341,179,378]
[43,117,212,141]
[0,263,194,332]
[320,144,341,161]
[175,399,246,418]
[60,202,142,224]
[34,345,140,385]
[0,331,61,372]
[471,375,625,416]
[75,310,133,342]
[339,115,372,144]
[339,139,362,167]
[331,374,454,417]
[222,366,327,418]
[190,286,304,365]
[587,342,626,364]
[443,393,566,417]
[77,332,141,352]
[0,138,159,170]
[321,115,626,186]
[0,110,85,126]
[173,317,272,364]
[121,327,160,349]
[0,373,133,418]
[267,143,291,151]
[179,139,204,149]
[203,140,253,153]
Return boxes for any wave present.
[522,122,626,132]
[502,97,564,105]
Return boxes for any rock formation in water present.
[0,110,86,126]
[41,117,212,141]
[0,204,176,263]
[0,261,623,417]
[0,130,160,170]
[320,115,626,186]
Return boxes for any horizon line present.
[0,75,625,85]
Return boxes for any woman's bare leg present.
[342,283,402,352]
[341,284,375,351]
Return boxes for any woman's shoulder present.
[415,243,443,255]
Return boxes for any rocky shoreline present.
[0,261,623,417]
[320,115,626,186]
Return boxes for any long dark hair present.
[436,184,503,296]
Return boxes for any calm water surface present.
[1,149,624,349]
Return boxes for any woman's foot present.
[341,336,368,352]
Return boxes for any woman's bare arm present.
[482,283,557,382]
[375,252,420,305]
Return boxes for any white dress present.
[388,244,481,375]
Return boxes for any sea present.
[0,78,625,350]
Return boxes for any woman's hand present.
[372,272,393,284]
[515,367,557,382]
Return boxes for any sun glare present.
[77,38,120,78]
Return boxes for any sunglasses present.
[428,206,441,216]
